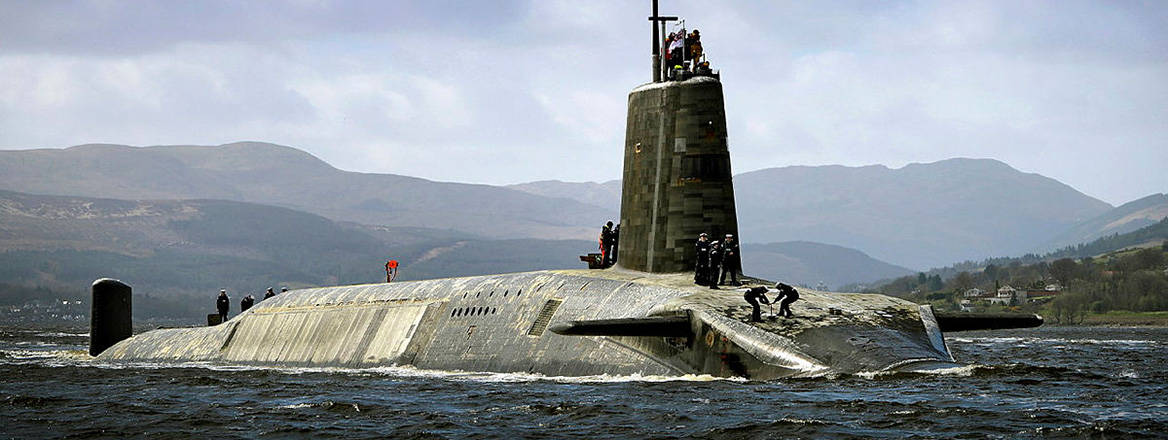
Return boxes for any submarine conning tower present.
[618,75,739,273]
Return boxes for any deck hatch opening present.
[527,299,564,337]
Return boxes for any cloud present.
[0,0,1165,204]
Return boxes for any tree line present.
[875,243,1167,324]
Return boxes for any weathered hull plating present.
[97,269,955,379]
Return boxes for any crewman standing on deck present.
[694,233,713,285]
[708,238,722,290]
[216,290,230,323]
[719,234,741,286]
[600,221,616,267]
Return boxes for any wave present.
[949,336,1158,347]
[32,332,89,338]
[27,355,748,384]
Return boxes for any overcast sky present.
[1,1,1164,205]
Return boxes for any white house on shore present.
[988,285,1026,306]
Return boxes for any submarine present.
[90,3,1040,380]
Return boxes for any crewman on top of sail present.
[264,287,276,299]
[664,32,676,70]
[669,30,686,70]
[687,29,703,71]
[240,294,255,313]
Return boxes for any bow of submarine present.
[544,269,960,380]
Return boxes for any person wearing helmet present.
[719,234,741,286]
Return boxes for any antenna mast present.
[648,0,678,82]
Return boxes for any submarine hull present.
[96,269,956,379]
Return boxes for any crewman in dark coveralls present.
[599,221,616,267]
[240,294,254,313]
[719,234,741,286]
[216,290,230,322]
[708,238,722,290]
[773,283,800,318]
[744,286,770,322]
[611,223,620,263]
[694,233,712,285]
[264,287,276,299]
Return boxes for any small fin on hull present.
[934,312,1043,332]
[549,316,691,337]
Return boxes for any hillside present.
[505,180,621,210]
[742,241,914,290]
[0,143,1118,270]
[0,190,921,318]
[509,159,1112,269]
[1039,193,1168,252]
[0,142,615,240]
[733,159,1111,268]
[866,216,1168,295]
[0,190,596,307]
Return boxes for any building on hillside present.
[988,285,1025,306]
[963,288,985,298]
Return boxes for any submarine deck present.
[95,268,953,378]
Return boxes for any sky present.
[1,0,1165,206]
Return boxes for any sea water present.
[2,326,1166,439]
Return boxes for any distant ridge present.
[1038,193,1168,252]
[0,143,1115,269]
[0,142,615,240]
[505,179,621,210]
[742,241,914,290]
[511,158,1112,269]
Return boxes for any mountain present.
[514,159,1112,269]
[1,143,1114,270]
[0,190,594,303]
[742,241,915,290]
[733,159,1114,269]
[0,142,614,240]
[1038,194,1168,252]
[505,180,621,210]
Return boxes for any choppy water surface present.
[2,326,1166,439]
